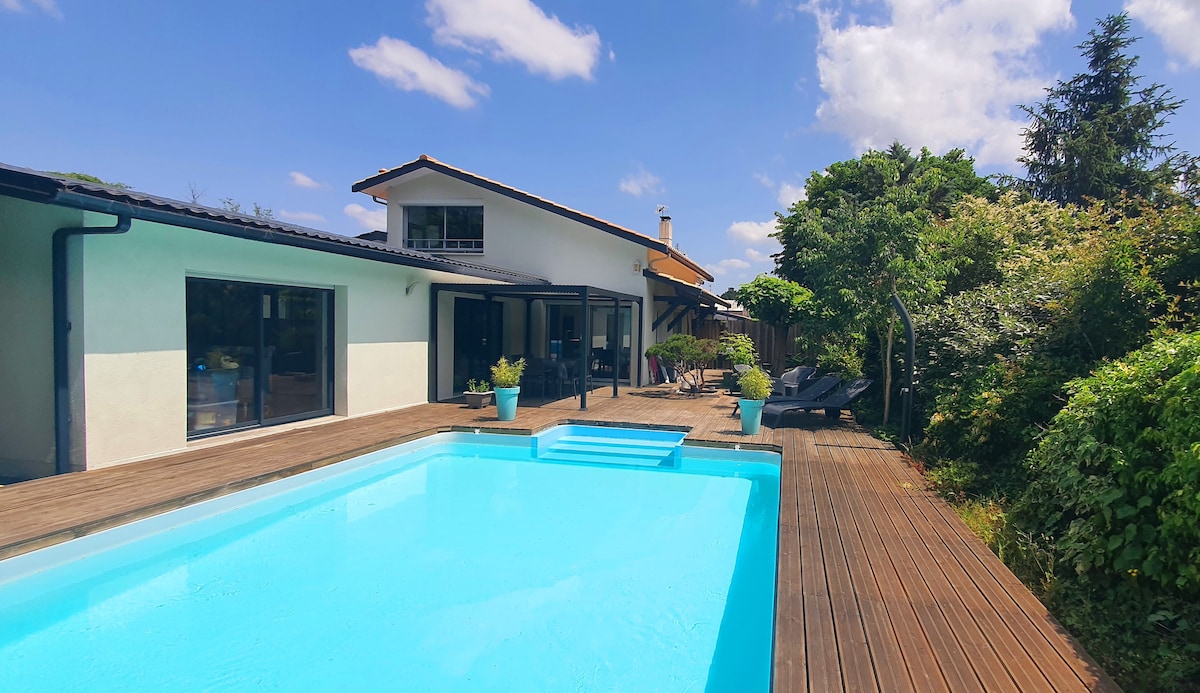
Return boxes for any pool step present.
[537,448,675,468]
[539,436,678,468]
[532,425,687,469]
[553,434,680,451]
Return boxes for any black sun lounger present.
[732,374,840,417]
[761,378,873,428]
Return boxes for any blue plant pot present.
[739,398,765,435]
[495,386,520,421]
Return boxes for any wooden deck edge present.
[0,417,774,563]
[0,425,458,562]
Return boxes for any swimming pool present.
[0,425,780,691]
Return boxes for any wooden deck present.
[0,383,1116,691]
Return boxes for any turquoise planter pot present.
[495,386,520,421]
[739,398,765,435]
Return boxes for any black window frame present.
[185,277,335,440]
[403,205,484,253]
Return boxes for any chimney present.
[657,206,672,247]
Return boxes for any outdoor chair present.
[771,366,817,396]
[760,378,873,428]
[732,373,840,417]
[766,374,841,403]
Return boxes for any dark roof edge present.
[354,158,715,282]
[0,163,548,285]
[643,268,730,307]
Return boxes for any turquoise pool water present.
[0,426,780,691]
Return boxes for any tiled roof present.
[0,162,549,285]
[353,155,716,283]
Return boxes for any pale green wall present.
[0,196,501,474]
[0,197,84,479]
[74,211,491,469]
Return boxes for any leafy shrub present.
[737,367,773,400]
[466,379,491,393]
[490,357,525,389]
[1021,332,1200,593]
[719,332,758,366]
[646,334,719,392]
[1018,332,1200,689]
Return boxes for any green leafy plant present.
[203,349,240,370]
[737,366,773,401]
[1016,331,1200,688]
[645,334,719,393]
[465,378,491,393]
[490,357,525,389]
[719,332,758,366]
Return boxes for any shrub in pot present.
[737,366,772,435]
[464,379,492,409]
[719,332,758,391]
[490,357,526,421]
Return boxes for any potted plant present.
[737,366,772,435]
[719,332,757,391]
[490,357,526,421]
[464,378,492,409]
[645,334,719,395]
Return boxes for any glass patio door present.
[186,278,332,438]
[588,304,632,382]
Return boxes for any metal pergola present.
[430,283,644,410]
[643,269,729,332]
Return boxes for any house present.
[0,157,725,480]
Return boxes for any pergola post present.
[580,288,590,411]
[611,296,620,398]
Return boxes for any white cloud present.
[288,171,324,189]
[727,220,779,245]
[778,182,806,208]
[707,258,752,276]
[2,0,61,17]
[1126,0,1200,69]
[808,0,1074,166]
[427,0,601,80]
[754,172,806,208]
[618,166,663,197]
[279,210,326,224]
[349,36,490,109]
[745,247,776,263]
[344,203,388,231]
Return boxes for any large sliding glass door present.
[546,302,633,384]
[186,278,333,438]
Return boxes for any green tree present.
[734,275,812,374]
[49,171,130,190]
[775,144,992,423]
[1019,13,1195,205]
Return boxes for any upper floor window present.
[404,205,483,253]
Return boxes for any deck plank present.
[0,379,1115,691]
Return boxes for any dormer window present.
[404,205,483,253]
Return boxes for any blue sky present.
[2,0,1198,292]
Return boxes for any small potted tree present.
[737,366,772,435]
[719,332,757,391]
[490,357,525,421]
[464,378,492,409]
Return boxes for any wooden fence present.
[693,317,801,375]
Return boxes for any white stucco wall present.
[65,211,490,470]
[0,198,85,479]
[383,174,654,384]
